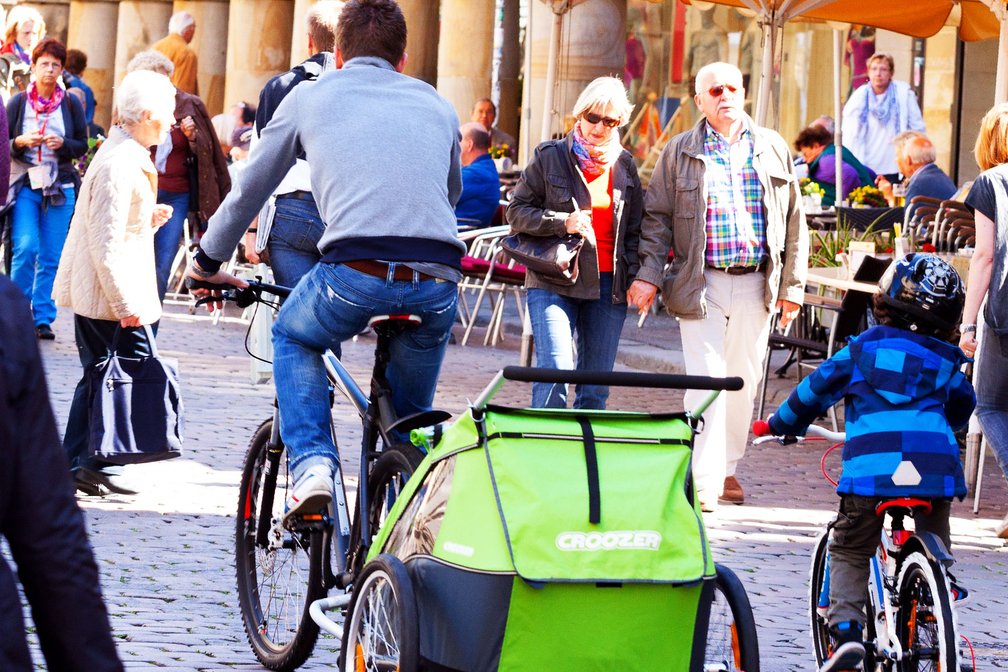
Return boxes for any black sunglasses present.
[707,84,739,98]
[582,111,620,128]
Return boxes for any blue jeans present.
[975,322,1008,479]
[526,272,627,409]
[267,194,324,289]
[271,262,457,480]
[10,184,76,326]
[153,189,191,301]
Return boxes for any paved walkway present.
[19,301,1008,670]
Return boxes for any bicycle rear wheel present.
[704,564,760,672]
[235,419,326,671]
[895,551,959,672]
[809,530,833,665]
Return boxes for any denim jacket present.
[506,134,643,301]
[635,115,808,318]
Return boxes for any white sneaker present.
[996,512,1008,540]
[283,464,333,526]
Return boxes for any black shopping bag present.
[87,325,184,464]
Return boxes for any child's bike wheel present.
[235,419,325,671]
[896,551,959,672]
[341,554,419,672]
[704,564,760,671]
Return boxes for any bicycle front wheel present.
[704,564,760,672]
[235,419,326,671]
[895,551,959,672]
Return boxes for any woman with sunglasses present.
[506,76,642,409]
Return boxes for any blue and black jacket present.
[768,325,976,499]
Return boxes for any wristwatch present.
[961,324,977,334]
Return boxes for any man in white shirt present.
[842,53,926,180]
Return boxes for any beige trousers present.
[679,269,772,499]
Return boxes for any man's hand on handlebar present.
[185,263,249,312]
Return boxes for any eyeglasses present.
[582,112,620,128]
[707,84,739,98]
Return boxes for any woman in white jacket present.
[53,70,177,496]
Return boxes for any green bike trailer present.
[355,368,751,671]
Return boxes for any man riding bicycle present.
[764,254,975,671]
[186,0,464,522]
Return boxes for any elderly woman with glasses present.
[506,76,642,409]
[6,37,87,340]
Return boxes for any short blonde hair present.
[307,1,343,53]
[4,5,44,49]
[571,76,634,128]
[127,50,175,77]
[974,102,1008,171]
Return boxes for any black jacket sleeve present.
[0,277,124,672]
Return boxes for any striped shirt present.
[702,123,766,268]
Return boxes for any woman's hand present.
[120,315,142,328]
[15,130,44,148]
[152,204,173,229]
[874,175,893,204]
[180,115,196,140]
[43,134,64,150]
[959,331,977,358]
[565,209,592,235]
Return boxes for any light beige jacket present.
[54,126,162,324]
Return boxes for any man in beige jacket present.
[628,62,807,511]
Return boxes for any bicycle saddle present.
[368,314,422,333]
[875,497,933,517]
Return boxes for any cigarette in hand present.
[637,311,647,328]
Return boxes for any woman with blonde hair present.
[961,101,1008,538]
[1,5,45,64]
[506,76,643,409]
[53,69,177,496]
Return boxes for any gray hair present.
[460,122,491,151]
[571,76,634,127]
[116,70,177,125]
[893,131,934,165]
[168,11,195,35]
[306,1,343,53]
[694,62,743,95]
[127,50,175,77]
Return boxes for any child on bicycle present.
[764,253,976,672]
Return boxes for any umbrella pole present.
[997,10,1008,104]
[541,9,564,143]
[834,27,843,208]
[754,19,775,125]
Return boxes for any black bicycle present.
[195,280,449,671]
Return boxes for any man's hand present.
[185,262,249,312]
[152,204,173,229]
[776,299,801,329]
[874,175,894,204]
[627,280,659,316]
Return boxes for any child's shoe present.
[820,621,865,672]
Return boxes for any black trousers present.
[64,315,153,470]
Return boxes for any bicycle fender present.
[899,532,953,566]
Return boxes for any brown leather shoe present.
[721,476,744,504]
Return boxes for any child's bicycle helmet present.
[877,253,965,333]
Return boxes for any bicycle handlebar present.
[187,278,292,308]
[501,366,744,391]
[751,418,845,445]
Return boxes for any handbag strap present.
[554,141,584,211]
[110,324,159,358]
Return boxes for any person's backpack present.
[0,52,30,103]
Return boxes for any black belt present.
[707,259,767,275]
[344,260,432,282]
[276,190,315,201]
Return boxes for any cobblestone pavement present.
[17,301,1008,671]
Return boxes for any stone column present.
[290,0,312,67]
[526,0,626,144]
[399,0,439,85]
[497,0,521,142]
[437,0,495,123]
[223,0,294,116]
[68,0,118,131]
[175,0,229,116]
[114,0,173,87]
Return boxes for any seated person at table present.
[764,253,974,672]
[794,124,874,204]
[455,122,500,228]
[875,131,957,220]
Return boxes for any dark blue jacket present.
[906,163,958,220]
[769,325,975,499]
[455,153,500,227]
[0,277,123,671]
[254,52,335,161]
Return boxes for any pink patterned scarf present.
[27,81,64,115]
[571,124,621,181]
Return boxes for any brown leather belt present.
[344,260,432,281]
[707,259,767,275]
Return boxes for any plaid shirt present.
[702,123,766,268]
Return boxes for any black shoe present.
[820,621,865,672]
[75,466,138,495]
[73,470,109,497]
[35,324,54,340]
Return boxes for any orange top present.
[588,169,614,273]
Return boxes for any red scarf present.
[571,124,622,181]
[27,81,64,115]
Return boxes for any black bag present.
[87,326,184,464]
[500,233,584,284]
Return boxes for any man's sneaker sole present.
[282,491,332,527]
[820,640,865,672]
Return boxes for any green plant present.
[848,185,887,207]
[809,213,890,267]
[800,178,825,197]
[489,143,510,159]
